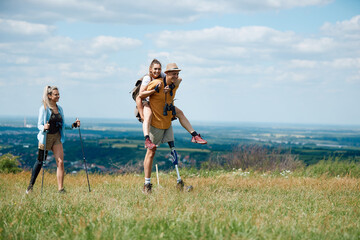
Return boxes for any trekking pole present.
[78,125,91,192]
[156,164,160,186]
[41,130,48,195]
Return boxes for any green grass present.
[1,171,359,239]
[304,159,360,178]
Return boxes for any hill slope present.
[1,172,359,239]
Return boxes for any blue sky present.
[0,0,359,125]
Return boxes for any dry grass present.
[1,171,359,239]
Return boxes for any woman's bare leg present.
[143,102,156,149]
[136,96,144,120]
[52,143,65,191]
[143,103,152,137]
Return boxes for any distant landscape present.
[1,116,360,174]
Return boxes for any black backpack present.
[130,77,146,122]
[130,79,143,101]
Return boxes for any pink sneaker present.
[145,138,156,149]
[191,134,207,144]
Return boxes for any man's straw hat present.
[164,63,181,73]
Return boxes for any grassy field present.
[1,171,359,240]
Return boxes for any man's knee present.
[37,149,48,161]
[147,148,157,158]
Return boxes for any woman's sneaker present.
[145,138,156,149]
[191,134,207,144]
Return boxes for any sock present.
[191,131,198,137]
[144,135,150,140]
[145,178,151,184]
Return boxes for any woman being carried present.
[136,59,207,149]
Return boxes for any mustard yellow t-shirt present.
[147,78,178,129]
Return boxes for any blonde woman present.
[26,86,80,194]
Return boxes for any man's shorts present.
[149,125,174,146]
[38,131,61,150]
[142,99,150,105]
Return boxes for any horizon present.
[1,115,360,129]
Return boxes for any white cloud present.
[146,16,360,99]
[153,25,349,67]
[294,37,335,53]
[321,15,360,39]
[0,35,142,60]
[329,58,360,69]
[290,60,317,68]
[41,36,75,55]
[290,58,360,70]
[346,74,360,84]
[152,26,300,65]
[221,0,333,12]
[14,57,30,64]
[154,26,295,48]
[273,71,308,83]
[91,36,142,52]
[152,18,359,64]
[0,18,55,35]
[0,0,333,24]
[0,33,141,89]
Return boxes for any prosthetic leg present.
[168,141,184,190]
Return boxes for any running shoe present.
[143,183,152,194]
[191,134,207,144]
[145,138,156,149]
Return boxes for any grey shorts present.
[149,125,174,146]
[38,131,61,151]
[142,99,150,105]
